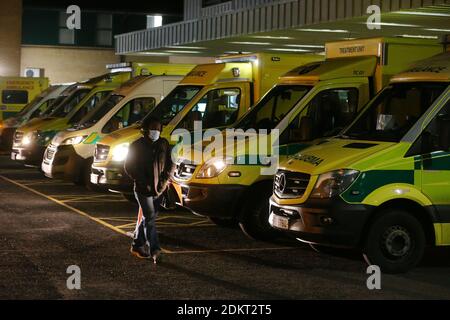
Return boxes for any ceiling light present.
[285,44,325,48]
[296,28,349,33]
[224,51,252,55]
[165,46,206,50]
[363,22,419,27]
[269,48,312,52]
[229,41,271,45]
[398,34,439,39]
[139,52,169,55]
[165,50,202,54]
[425,28,450,33]
[251,36,293,40]
[394,11,450,17]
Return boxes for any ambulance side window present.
[179,88,241,131]
[69,91,111,125]
[420,100,450,153]
[30,100,53,118]
[282,88,359,143]
[102,97,156,134]
[2,90,28,104]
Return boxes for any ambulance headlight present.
[22,132,37,145]
[310,169,360,199]
[112,143,129,162]
[61,135,87,145]
[196,156,233,179]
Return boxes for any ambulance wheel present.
[122,193,137,203]
[209,217,238,228]
[239,186,278,240]
[363,209,425,274]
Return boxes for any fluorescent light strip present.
[285,44,325,48]
[269,48,312,52]
[224,51,252,54]
[394,11,450,17]
[399,34,439,39]
[296,28,349,33]
[425,28,450,33]
[251,35,293,40]
[165,50,202,54]
[139,52,169,55]
[364,22,420,27]
[165,46,206,50]
[229,41,271,45]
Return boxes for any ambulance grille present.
[274,170,310,199]
[173,160,197,180]
[94,144,110,162]
[44,146,56,161]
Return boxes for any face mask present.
[148,129,160,142]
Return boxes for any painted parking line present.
[0,174,295,255]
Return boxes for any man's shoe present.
[152,250,162,264]
[130,246,150,259]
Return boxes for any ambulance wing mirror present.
[438,115,450,152]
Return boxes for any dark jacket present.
[124,136,174,197]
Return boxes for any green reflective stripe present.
[83,132,101,145]
[341,170,415,203]
[422,152,450,171]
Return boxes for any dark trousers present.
[132,191,161,254]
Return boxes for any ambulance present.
[172,37,442,240]
[0,84,71,150]
[90,53,322,199]
[11,72,131,166]
[269,45,450,274]
[0,77,49,121]
[41,70,192,186]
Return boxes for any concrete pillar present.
[0,0,22,76]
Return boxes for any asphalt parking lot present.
[1,154,450,300]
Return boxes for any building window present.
[147,15,163,29]
[59,11,75,45]
[96,14,113,46]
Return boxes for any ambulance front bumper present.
[269,197,374,248]
[41,144,84,181]
[11,145,46,166]
[90,164,133,192]
[177,183,247,218]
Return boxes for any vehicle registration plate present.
[273,215,289,230]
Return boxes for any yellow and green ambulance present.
[269,48,450,273]
[11,72,131,165]
[0,77,49,121]
[90,53,321,198]
[173,37,442,239]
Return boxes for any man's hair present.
[141,116,162,131]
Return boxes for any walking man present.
[124,117,174,263]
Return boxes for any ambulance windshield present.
[344,82,448,142]
[236,85,311,131]
[144,85,202,126]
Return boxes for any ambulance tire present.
[209,217,238,228]
[239,186,278,240]
[363,209,426,274]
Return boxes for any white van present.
[41,75,182,185]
